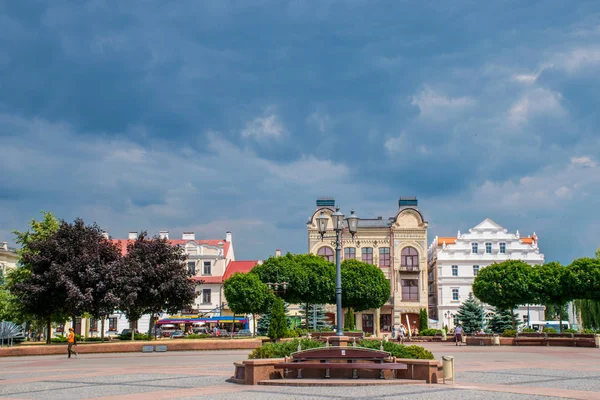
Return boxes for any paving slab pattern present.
[0,343,598,399]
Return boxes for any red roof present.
[111,238,230,257]
[223,260,260,280]
[437,237,457,246]
[191,276,223,284]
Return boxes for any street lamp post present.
[317,207,359,337]
[444,311,454,329]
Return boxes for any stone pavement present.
[0,343,599,399]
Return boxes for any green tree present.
[119,232,196,340]
[419,309,428,331]
[473,260,536,328]
[487,307,521,334]
[455,293,485,334]
[575,299,600,330]
[8,212,64,343]
[341,259,390,312]
[224,273,272,336]
[344,307,355,331]
[565,257,600,300]
[531,262,573,332]
[268,297,288,341]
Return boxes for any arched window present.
[401,247,419,270]
[317,247,334,262]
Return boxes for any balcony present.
[399,265,420,272]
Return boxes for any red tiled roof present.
[437,237,457,246]
[191,276,223,284]
[111,238,231,257]
[521,238,534,245]
[223,260,260,280]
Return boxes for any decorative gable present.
[471,218,505,232]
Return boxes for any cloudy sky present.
[1,1,599,264]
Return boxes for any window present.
[202,289,211,304]
[485,242,492,254]
[452,288,459,301]
[473,265,480,276]
[344,247,356,260]
[203,261,211,275]
[401,247,419,270]
[317,246,334,262]
[499,242,506,254]
[362,247,373,264]
[401,279,419,301]
[187,261,196,276]
[451,265,458,276]
[471,243,478,253]
[108,317,118,331]
[380,314,392,331]
[523,315,529,325]
[89,318,98,332]
[379,247,390,267]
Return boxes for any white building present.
[428,218,545,329]
[0,241,19,279]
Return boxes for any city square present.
[1,344,600,400]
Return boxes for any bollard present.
[442,356,455,384]
[595,335,600,348]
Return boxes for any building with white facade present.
[428,218,545,330]
[0,241,19,279]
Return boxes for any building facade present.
[428,218,545,329]
[307,197,429,336]
[0,241,19,279]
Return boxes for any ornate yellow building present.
[307,197,429,337]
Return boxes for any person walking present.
[455,324,464,346]
[67,328,78,358]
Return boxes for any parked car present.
[234,329,252,337]
[120,329,139,336]
[170,330,185,339]
[192,327,210,335]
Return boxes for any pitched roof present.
[521,238,534,245]
[191,276,223,284]
[437,237,457,246]
[223,260,260,280]
[111,239,231,258]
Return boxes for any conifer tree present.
[488,307,521,333]
[300,303,331,331]
[344,308,355,331]
[419,309,428,331]
[257,300,290,336]
[455,293,485,334]
[268,297,288,341]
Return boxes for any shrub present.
[268,297,289,341]
[51,335,68,343]
[563,328,577,334]
[118,333,147,341]
[582,329,597,334]
[542,327,557,334]
[502,329,517,337]
[358,340,434,360]
[521,328,537,333]
[419,328,442,336]
[82,337,104,342]
[183,334,212,339]
[248,338,324,359]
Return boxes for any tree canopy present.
[472,260,536,311]
[224,272,271,316]
[341,259,390,312]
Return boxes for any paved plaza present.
[1,343,599,399]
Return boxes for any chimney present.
[101,231,109,239]
[275,249,281,257]
[182,232,195,241]
[128,232,138,240]
[225,231,232,243]
[399,197,418,208]
[159,231,169,240]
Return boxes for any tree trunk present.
[46,317,51,345]
[253,314,257,337]
[131,322,135,341]
[148,313,155,341]
[100,317,105,343]
[511,308,516,330]
[231,314,235,338]
[305,303,310,338]
[558,303,563,333]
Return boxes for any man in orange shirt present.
[67,328,78,358]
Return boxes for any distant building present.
[308,197,429,336]
[64,231,261,337]
[0,241,19,279]
[428,218,545,329]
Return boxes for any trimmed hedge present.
[183,334,212,339]
[358,340,434,360]
[419,328,442,336]
[248,338,324,359]
[502,329,517,337]
[118,333,147,341]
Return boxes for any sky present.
[1,1,599,264]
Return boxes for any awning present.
[156,316,248,325]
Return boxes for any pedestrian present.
[455,324,464,346]
[67,328,78,358]
[391,325,397,340]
